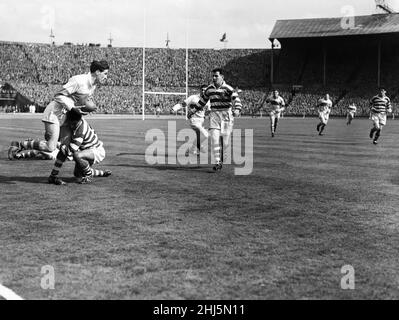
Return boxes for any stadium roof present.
[270,13,399,39]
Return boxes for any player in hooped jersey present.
[263,89,285,137]
[315,94,333,136]
[197,68,242,171]
[8,60,109,158]
[48,111,111,185]
[369,88,392,145]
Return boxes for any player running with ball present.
[8,60,109,159]
[315,93,333,136]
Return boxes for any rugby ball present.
[81,98,97,113]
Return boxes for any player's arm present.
[387,99,392,113]
[369,97,374,111]
[198,88,210,108]
[232,93,242,117]
[53,77,80,111]
[278,98,286,113]
[65,123,84,155]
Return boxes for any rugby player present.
[197,68,242,171]
[369,88,392,145]
[9,60,109,157]
[48,111,111,185]
[316,94,333,136]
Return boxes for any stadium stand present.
[2,13,399,116]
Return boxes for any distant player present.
[346,103,357,125]
[173,85,210,156]
[260,89,285,137]
[48,111,111,185]
[9,60,109,158]
[197,68,242,171]
[369,87,392,145]
[315,94,333,136]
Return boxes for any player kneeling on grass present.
[48,109,111,185]
[9,140,59,160]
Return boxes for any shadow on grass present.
[116,152,145,157]
[107,163,216,173]
[0,175,77,185]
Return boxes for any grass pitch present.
[0,115,398,300]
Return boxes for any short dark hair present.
[67,108,82,123]
[212,68,224,75]
[90,60,109,73]
[379,87,386,91]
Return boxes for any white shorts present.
[209,110,234,134]
[90,143,106,165]
[189,117,205,129]
[42,101,68,125]
[269,111,281,121]
[319,111,330,125]
[370,112,386,127]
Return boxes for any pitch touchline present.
[0,284,24,300]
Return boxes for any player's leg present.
[13,149,42,160]
[210,129,221,161]
[191,126,201,154]
[48,150,67,185]
[374,126,382,144]
[274,114,280,134]
[74,146,110,183]
[319,124,326,135]
[20,120,60,152]
[373,115,386,144]
[73,149,95,183]
[209,111,223,170]
[20,107,61,152]
[369,113,379,140]
[197,122,209,153]
[317,113,322,132]
[270,113,276,137]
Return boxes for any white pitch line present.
[0,284,24,300]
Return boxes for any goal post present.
[141,9,189,120]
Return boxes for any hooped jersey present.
[266,96,285,112]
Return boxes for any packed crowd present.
[1,41,398,116]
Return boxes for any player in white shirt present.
[346,104,357,125]
[315,94,333,136]
[173,85,210,155]
[8,60,109,158]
